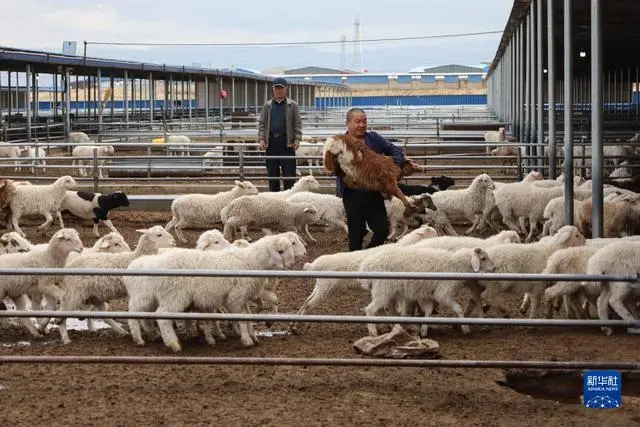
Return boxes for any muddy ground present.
[0,211,638,426]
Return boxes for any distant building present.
[282,66,356,75]
[408,64,485,74]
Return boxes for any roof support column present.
[123,70,129,130]
[26,64,31,143]
[536,0,544,172]
[547,0,557,178]
[590,0,603,238]
[563,0,574,226]
[525,12,532,171]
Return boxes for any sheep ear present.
[99,240,110,249]
[471,253,481,272]
[556,230,571,245]
[303,208,313,213]
[135,228,149,234]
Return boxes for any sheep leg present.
[101,219,118,234]
[56,211,65,229]
[173,219,189,243]
[165,216,177,232]
[364,293,389,337]
[300,224,316,244]
[36,212,55,233]
[608,284,636,325]
[463,281,487,317]
[596,286,613,336]
[441,297,471,335]
[13,294,42,338]
[10,212,26,238]
[519,293,532,315]
[128,298,150,346]
[156,298,190,352]
[418,299,435,338]
[92,301,128,336]
[524,217,538,243]
[465,213,483,235]
[290,282,324,333]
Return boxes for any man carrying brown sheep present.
[336,108,419,251]
[258,77,303,192]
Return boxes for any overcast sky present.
[0,0,513,73]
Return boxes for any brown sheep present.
[323,134,420,214]
[0,179,19,229]
[576,193,640,237]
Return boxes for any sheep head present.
[470,248,494,273]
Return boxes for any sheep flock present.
[0,164,638,354]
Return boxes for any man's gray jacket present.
[258,97,303,149]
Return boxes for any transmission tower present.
[352,15,364,72]
[340,34,347,71]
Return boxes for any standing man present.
[258,77,303,192]
[336,108,419,251]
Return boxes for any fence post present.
[92,146,99,192]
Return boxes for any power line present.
[84,30,503,48]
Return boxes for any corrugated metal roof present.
[0,45,348,89]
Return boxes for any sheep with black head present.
[60,190,130,237]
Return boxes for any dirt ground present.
[0,211,639,426]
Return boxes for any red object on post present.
[220,89,228,99]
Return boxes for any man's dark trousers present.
[341,186,390,251]
[265,136,296,192]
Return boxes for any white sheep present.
[540,188,629,237]
[585,241,640,335]
[19,146,47,174]
[71,145,115,178]
[260,175,320,198]
[359,246,494,337]
[540,245,604,320]
[8,175,78,238]
[64,231,131,265]
[165,180,259,243]
[429,173,495,235]
[493,181,594,242]
[221,195,319,244]
[128,233,300,352]
[0,228,83,337]
[418,208,458,236]
[291,225,439,331]
[474,225,586,319]
[410,230,521,251]
[0,143,21,172]
[127,228,235,345]
[484,127,506,153]
[68,132,91,144]
[166,135,191,156]
[202,147,224,168]
[0,231,32,254]
[286,191,348,233]
[52,225,176,344]
[59,190,130,237]
[296,136,324,175]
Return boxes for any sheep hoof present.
[168,343,182,352]
[601,327,614,336]
[241,337,255,347]
[61,338,72,345]
[461,326,472,335]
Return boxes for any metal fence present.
[0,267,639,368]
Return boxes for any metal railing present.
[0,267,638,368]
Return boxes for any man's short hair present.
[346,108,366,122]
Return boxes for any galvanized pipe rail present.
[0,356,637,370]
